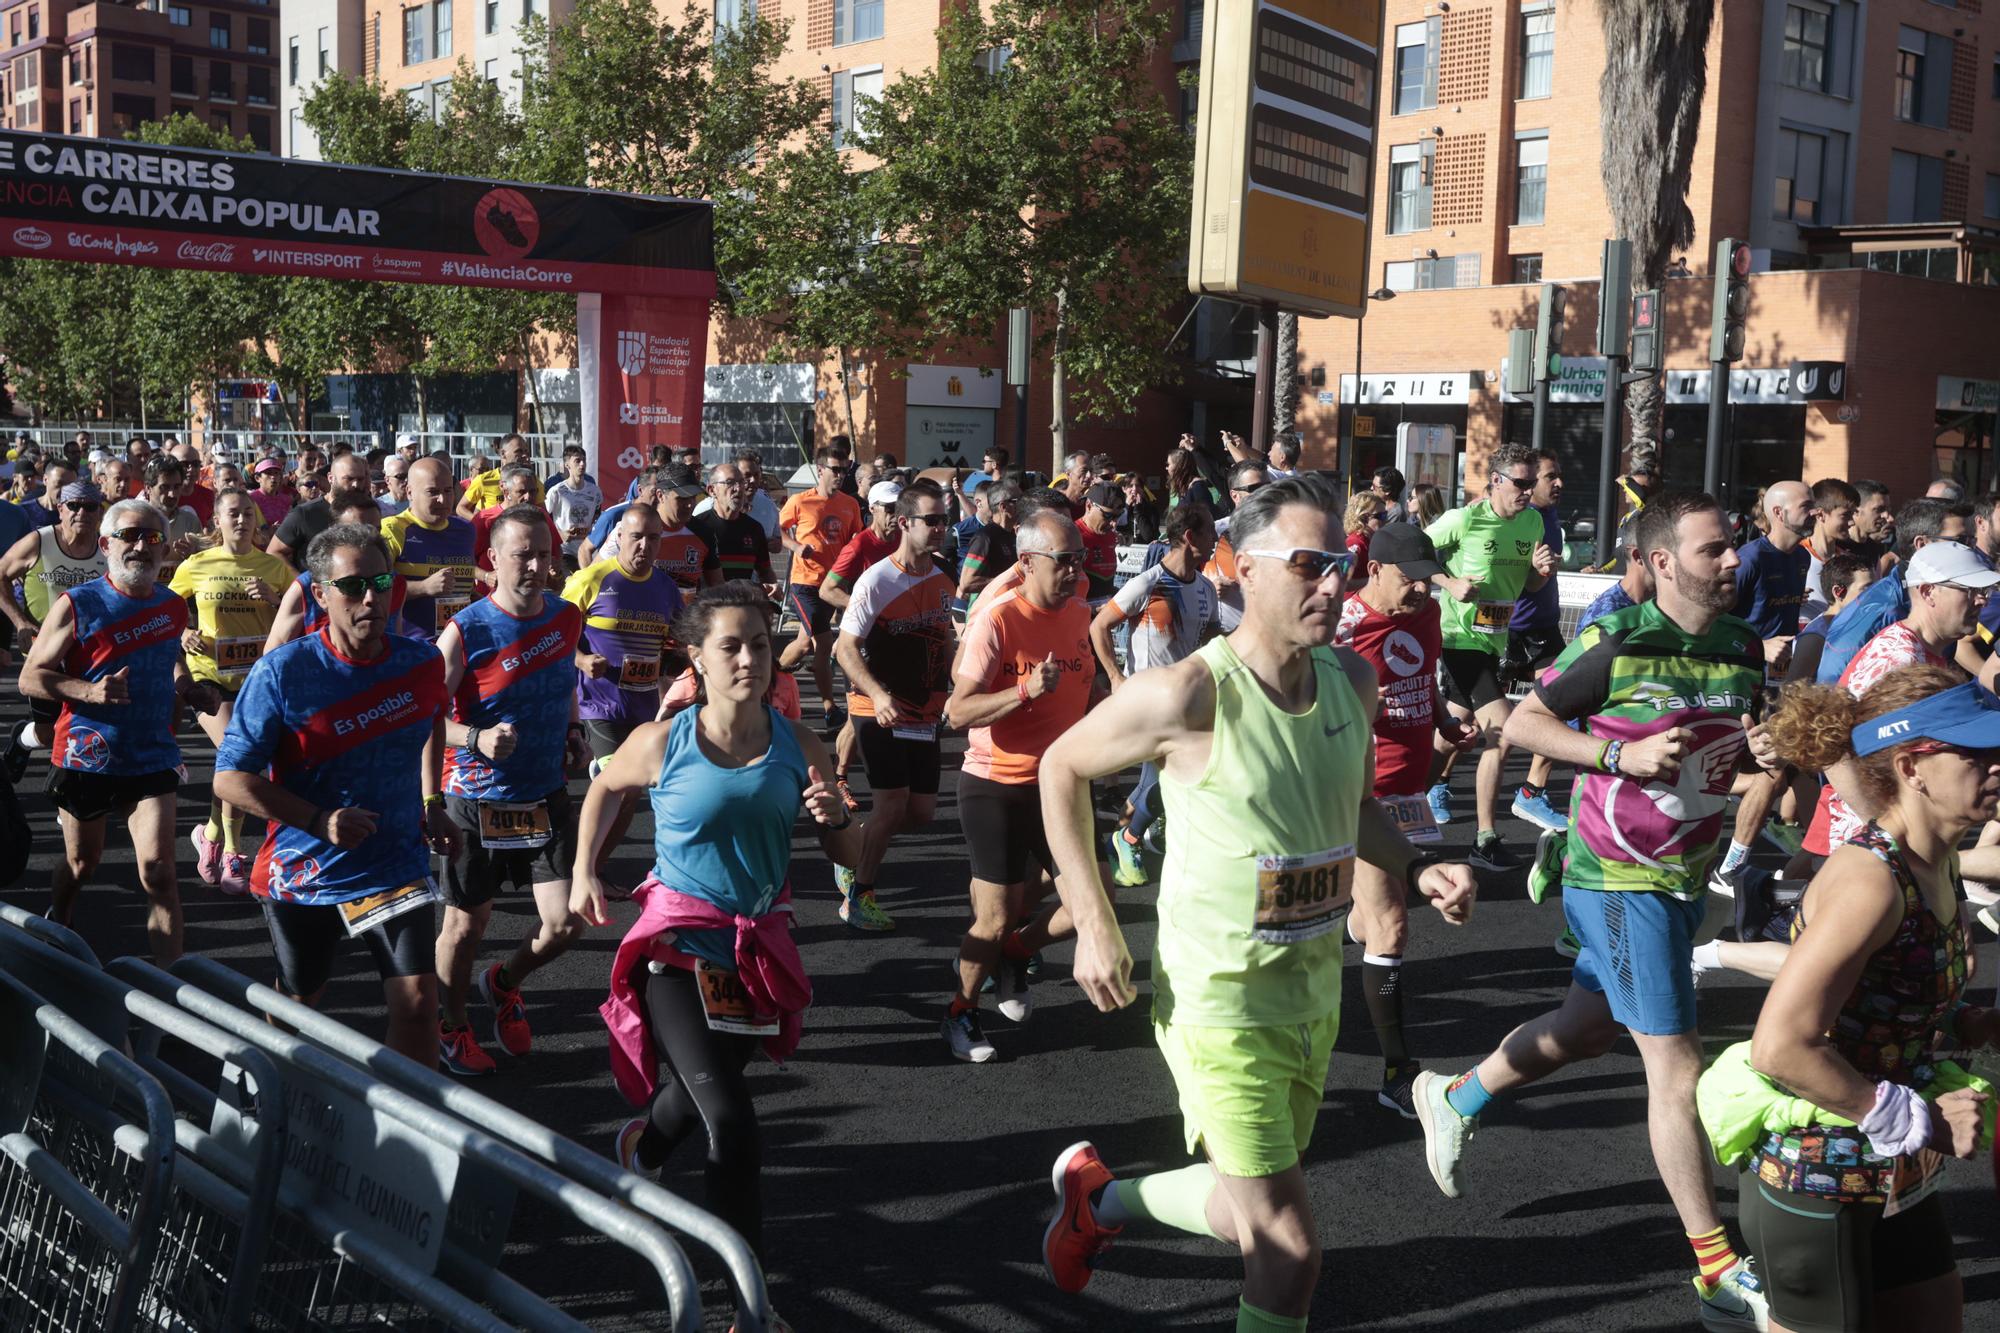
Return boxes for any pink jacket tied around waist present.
[602,874,813,1108]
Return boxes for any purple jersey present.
[443,592,583,801]
[558,558,684,724]
[53,577,186,776]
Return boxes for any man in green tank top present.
[1036,472,1477,1333]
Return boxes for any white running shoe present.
[1695,1256,1769,1331]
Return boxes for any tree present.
[863,0,1192,465]
[1598,0,1714,459]
[1273,313,1299,441]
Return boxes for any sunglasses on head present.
[1240,546,1353,579]
[329,571,395,598]
[108,526,164,546]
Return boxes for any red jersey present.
[822,526,898,595]
[1335,594,1442,797]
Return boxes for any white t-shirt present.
[1109,562,1217,672]
[548,478,604,554]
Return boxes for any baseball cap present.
[395,432,420,451]
[1364,523,1446,579]
[1085,481,1124,510]
[960,470,993,498]
[867,479,904,509]
[1854,680,2000,757]
[88,447,112,465]
[658,463,703,498]
[253,457,283,475]
[1905,540,2000,590]
[56,480,103,505]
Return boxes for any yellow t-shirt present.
[462,468,545,512]
[169,546,293,687]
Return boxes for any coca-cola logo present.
[177,240,236,264]
[12,226,49,250]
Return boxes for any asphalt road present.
[4,686,1997,1332]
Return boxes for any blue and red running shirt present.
[53,577,186,776]
[442,593,583,801]
[216,627,448,905]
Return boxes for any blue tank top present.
[648,705,809,966]
[55,577,186,776]
[443,592,583,801]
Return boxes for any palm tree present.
[1598,0,1715,457]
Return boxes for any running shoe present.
[479,963,532,1057]
[2,721,31,784]
[1469,832,1517,873]
[821,705,847,739]
[1509,789,1567,833]
[1979,904,2000,937]
[840,890,895,933]
[941,1006,996,1062]
[614,1116,660,1181]
[1107,830,1148,887]
[1026,950,1044,979]
[1695,1256,1769,1331]
[834,862,857,895]
[190,824,223,887]
[1378,1061,1422,1120]
[1139,817,1167,860]
[1964,878,2000,908]
[1526,827,1562,906]
[1706,861,1741,899]
[1042,1140,1121,1295]
[1759,820,1806,857]
[1426,782,1453,826]
[218,853,251,898]
[995,956,1033,1023]
[1553,927,1581,959]
[438,1022,498,1076]
[835,777,861,813]
[1690,953,1711,990]
[1411,1069,1476,1198]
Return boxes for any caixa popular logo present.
[619,402,682,427]
[11,225,49,251]
[177,240,235,264]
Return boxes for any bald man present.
[381,457,478,641]
[1732,480,1812,654]
[270,450,374,569]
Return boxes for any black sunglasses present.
[329,572,395,597]
[907,512,951,527]
[1027,550,1087,569]
[63,501,100,514]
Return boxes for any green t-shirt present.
[1425,500,1548,655]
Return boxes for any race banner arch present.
[0,129,713,497]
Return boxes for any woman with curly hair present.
[1343,491,1387,593]
[1740,663,1999,1333]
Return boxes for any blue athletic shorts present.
[1563,886,1704,1036]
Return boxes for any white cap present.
[87,447,112,464]
[867,480,904,508]
[395,432,420,450]
[1906,540,2000,589]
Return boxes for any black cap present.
[659,463,703,497]
[1364,522,1445,578]
[1086,481,1124,509]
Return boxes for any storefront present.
[1333,371,1472,486]
[1936,375,2000,495]
[903,364,1000,468]
[703,363,815,470]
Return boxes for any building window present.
[209,59,231,100]
[403,83,426,111]
[8,15,17,47]
[247,18,270,54]
[65,48,77,82]
[287,106,301,151]
[247,65,271,104]
[1781,3,1829,92]
[830,65,881,149]
[1896,26,1950,126]
[433,0,451,59]
[287,36,299,84]
[431,77,450,116]
[1393,18,1439,114]
[1512,254,1543,284]
[522,0,537,21]
[1773,125,1846,224]
[171,53,194,96]
[1888,148,1946,222]
[109,91,153,130]
[1987,174,2000,218]
[1515,131,1547,224]
[318,27,329,75]
[484,0,497,33]
[716,0,756,29]
[247,113,271,151]
[1519,3,1553,100]
[167,4,189,24]
[25,7,37,41]
[403,6,426,64]
[210,16,230,48]
[66,97,77,132]
[483,57,497,84]
[16,51,37,90]
[833,0,881,45]
[111,44,152,81]
[1388,141,1433,233]
[1384,254,1478,291]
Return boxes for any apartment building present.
[276,0,360,157]
[0,0,282,149]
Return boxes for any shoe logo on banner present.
[472,187,540,260]
[616,331,647,378]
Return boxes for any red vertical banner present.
[578,292,710,501]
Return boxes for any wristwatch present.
[1404,852,1444,895]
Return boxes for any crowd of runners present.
[2,423,1998,1333]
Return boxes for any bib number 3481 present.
[1252,845,1354,945]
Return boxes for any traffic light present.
[1597,239,1631,357]
[1505,328,1536,395]
[1534,283,1566,383]
[1629,288,1662,374]
[1710,238,1751,364]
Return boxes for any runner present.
[0,480,107,779]
[1423,443,1557,869]
[1034,472,1475,1333]
[940,509,1099,1062]
[430,506,590,1076]
[456,432,545,518]
[377,453,411,518]
[268,449,372,567]
[1412,491,1773,1330]
[779,449,864,735]
[18,496,215,964]
[1090,501,1219,887]
[954,478,1022,618]
[142,455,204,578]
[263,493,408,648]
[1501,449,1569,834]
[1815,499,1971,686]
[170,486,292,894]
[1735,665,1993,1333]
[381,457,478,642]
[690,461,779,590]
[829,478,955,933]
[212,522,458,1066]
[820,479,906,811]
[582,580,857,1331]
[560,502,681,883]
[1075,481,1123,611]
[1798,477,1859,622]
[547,444,603,570]
[470,465,563,587]
[1334,523,1480,1117]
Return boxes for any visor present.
[1853,680,2000,757]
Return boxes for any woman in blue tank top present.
[578,581,858,1324]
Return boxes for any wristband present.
[1858,1079,1931,1158]
[1602,739,1624,774]
[466,727,481,757]
[825,810,852,831]
[424,794,446,809]
[1018,679,1031,705]
[1404,852,1443,896]
[1594,738,1610,771]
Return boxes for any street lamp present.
[1345,285,1399,494]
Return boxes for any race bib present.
[892,722,940,743]
[1252,845,1354,945]
[435,595,471,626]
[1471,601,1513,635]
[1883,1148,1944,1218]
[695,959,779,1037]
[1381,794,1442,845]
[216,635,262,678]
[618,655,662,691]
[478,800,551,850]
[337,880,437,937]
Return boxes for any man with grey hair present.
[1926,476,1965,503]
[19,495,220,964]
[0,477,108,780]
[472,465,562,587]
[378,452,412,518]
[214,522,458,1067]
[1266,435,1301,479]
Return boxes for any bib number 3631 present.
[1252,845,1354,945]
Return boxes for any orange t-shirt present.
[780,489,863,588]
[956,593,1094,784]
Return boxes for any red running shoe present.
[835,777,860,812]
[437,1021,497,1076]
[478,963,532,1057]
[1042,1140,1121,1294]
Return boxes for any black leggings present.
[637,965,764,1258]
